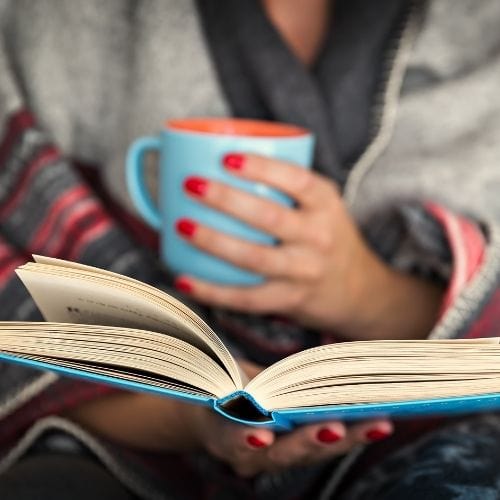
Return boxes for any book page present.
[0,322,236,398]
[16,258,243,388]
[245,338,500,410]
[0,322,235,398]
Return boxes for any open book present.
[1,256,500,430]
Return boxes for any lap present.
[338,414,500,500]
[0,453,135,500]
[4,415,500,500]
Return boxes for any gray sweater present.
[1,1,500,498]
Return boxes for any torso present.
[261,0,332,66]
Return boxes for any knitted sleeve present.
[361,201,500,342]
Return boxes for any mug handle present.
[126,136,162,230]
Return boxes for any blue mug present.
[126,118,314,285]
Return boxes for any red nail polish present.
[175,218,197,238]
[247,435,267,448]
[184,176,208,196]
[223,153,245,170]
[174,278,193,294]
[317,428,342,444]
[366,429,391,441]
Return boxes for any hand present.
[66,360,393,474]
[174,153,443,339]
[190,405,392,477]
[188,360,393,477]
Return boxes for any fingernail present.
[365,429,391,441]
[184,176,208,196]
[247,435,267,448]
[317,428,342,444]
[223,153,245,170]
[174,277,193,294]
[175,218,197,238]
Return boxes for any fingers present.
[223,424,275,455]
[184,176,304,242]
[201,414,393,478]
[263,419,393,471]
[203,416,275,478]
[174,275,305,314]
[345,419,393,443]
[204,416,274,455]
[176,217,322,281]
[177,217,287,277]
[222,152,340,209]
[231,427,275,477]
[264,421,347,469]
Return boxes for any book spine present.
[214,391,293,430]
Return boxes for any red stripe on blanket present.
[0,255,24,285]
[67,218,112,261]
[0,110,36,169]
[28,185,91,252]
[0,237,28,287]
[75,162,160,251]
[44,203,110,258]
[0,145,60,217]
[425,202,486,316]
[0,379,120,445]
[0,240,14,261]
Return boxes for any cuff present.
[423,204,500,340]
[361,201,500,340]
[425,202,486,318]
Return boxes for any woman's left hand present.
[174,153,443,338]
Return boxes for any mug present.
[126,118,314,285]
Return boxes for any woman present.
[0,0,500,498]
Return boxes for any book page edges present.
[4,350,500,429]
[18,257,243,389]
[275,392,500,426]
[0,351,211,407]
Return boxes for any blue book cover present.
[2,350,500,431]
[1,255,500,431]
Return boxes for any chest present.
[3,0,227,165]
[261,0,331,66]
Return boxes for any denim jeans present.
[339,414,500,500]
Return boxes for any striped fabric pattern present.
[0,3,500,493]
[1,101,500,415]
[0,110,160,286]
[0,108,165,439]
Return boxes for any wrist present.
[177,402,209,450]
[67,392,205,452]
[340,250,444,341]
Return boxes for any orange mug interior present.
[166,118,309,137]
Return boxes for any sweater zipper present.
[344,0,421,208]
